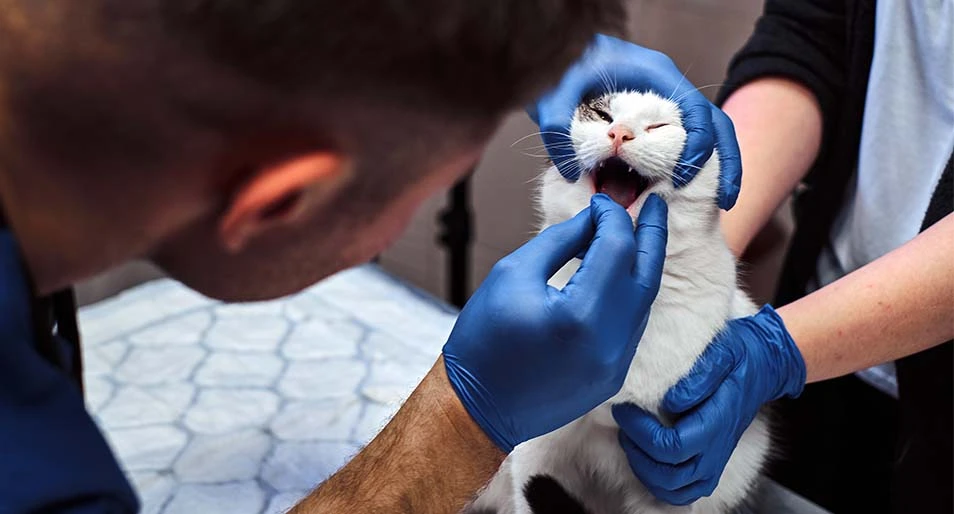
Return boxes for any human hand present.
[443,194,668,452]
[529,34,741,210]
[612,305,806,504]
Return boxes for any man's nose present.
[608,125,635,152]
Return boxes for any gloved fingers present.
[647,476,720,506]
[527,40,597,126]
[712,105,742,210]
[531,94,578,178]
[530,61,595,180]
[509,206,595,281]
[669,384,739,459]
[540,130,581,180]
[672,91,715,188]
[526,103,542,126]
[593,39,676,93]
[565,194,638,295]
[533,35,656,180]
[612,403,695,465]
[632,194,668,295]
[618,430,701,493]
[663,342,735,414]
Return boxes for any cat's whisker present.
[651,167,693,187]
[668,62,695,101]
[556,161,586,176]
[675,160,706,171]
[603,60,619,92]
[517,145,579,154]
[520,148,581,158]
[527,131,585,139]
[594,63,616,95]
[671,83,726,104]
[511,132,584,147]
[524,140,581,148]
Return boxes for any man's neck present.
[0,174,104,295]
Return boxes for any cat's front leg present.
[508,422,597,514]
[464,456,516,514]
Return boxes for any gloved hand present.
[529,34,741,210]
[612,305,806,505]
[444,194,668,453]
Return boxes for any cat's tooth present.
[599,162,604,169]
[627,166,635,173]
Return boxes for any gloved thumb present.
[663,342,734,415]
[508,206,595,281]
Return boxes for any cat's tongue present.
[593,157,649,209]
[599,180,639,208]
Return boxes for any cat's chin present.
[621,183,668,221]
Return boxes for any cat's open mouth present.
[591,156,652,209]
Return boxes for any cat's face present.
[538,91,693,227]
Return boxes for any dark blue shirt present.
[0,230,138,513]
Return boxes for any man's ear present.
[219,152,351,253]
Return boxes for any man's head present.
[0,0,623,300]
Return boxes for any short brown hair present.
[162,0,625,117]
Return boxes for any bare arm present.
[720,77,823,256]
[778,214,954,382]
[291,358,503,513]
[720,77,954,383]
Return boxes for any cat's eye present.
[593,108,613,123]
[646,123,669,131]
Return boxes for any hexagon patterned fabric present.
[79,265,457,514]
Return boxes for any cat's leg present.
[586,419,690,514]
[686,413,772,514]
[680,289,768,514]
[510,408,719,514]
[508,419,602,514]
[729,286,759,318]
[547,258,580,290]
[616,415,770,514]
[616,289,767,514]
[464,456,516,514]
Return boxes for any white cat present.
[467,91,771,514]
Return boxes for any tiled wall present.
[380,0,769,300]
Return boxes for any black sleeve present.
[716,0,848,139]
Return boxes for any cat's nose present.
[608,125,635,152]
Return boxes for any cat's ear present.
[217,152,352,253]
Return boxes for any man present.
[0,2,742,512]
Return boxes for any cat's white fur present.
[468,92,771,514]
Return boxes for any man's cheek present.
[335,202,417,267]
[373,203,419,254]
[347,149,481,264]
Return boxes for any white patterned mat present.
[80,265,457,514]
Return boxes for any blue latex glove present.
[529,34,741,210]
[612,305,806,505]
[444,194,668,452]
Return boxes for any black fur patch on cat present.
[523,474,593,514]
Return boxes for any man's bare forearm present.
[720,77,823,256]
[778,214,954,383]
[291,357,504,513]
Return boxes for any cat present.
[466,91,772,514]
